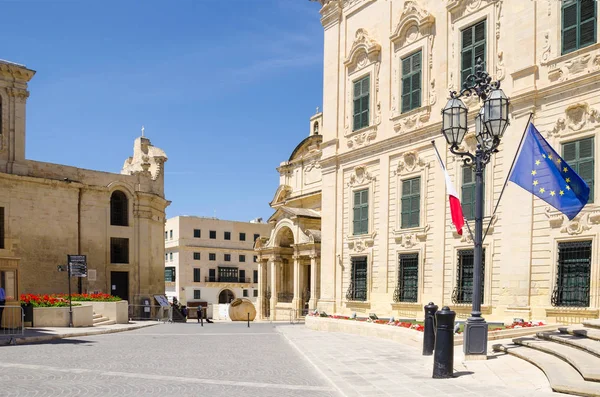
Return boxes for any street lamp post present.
[441,58,509,357]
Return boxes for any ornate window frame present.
[546,102,599,215]
[392,150,430,244]
[447,1,504,109]
[451,243,492,307]
[344,28,381,149]
[541,1,600,83]
[392,247,424,307]
[390,1,436,133]
[346,165,377,247]
[550,236,598,309]
[345,252,373,305]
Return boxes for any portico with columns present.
[255,112,323,321]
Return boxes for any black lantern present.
[441,97,468,146]
[483,88,509,138]
[475,107,493,151]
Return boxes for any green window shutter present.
[563,137,594,203]
[401,51,422,113]
[461,20,486,86]
[401,177,420,228]
[461,166,484,220]
[353,188,369,235]
[193,268,201,283]
[562,0,597,54]
[353,76,370,131]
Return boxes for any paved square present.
[0,322,338,397]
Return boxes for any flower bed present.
[20,293,121,307]
[309,311,545,334]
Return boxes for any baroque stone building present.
[0,59,169,321]
[259,0,600,324]
[164,216,272,317]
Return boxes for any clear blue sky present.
[1,0,323,221]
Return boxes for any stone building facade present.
[0,59,169,320]
[260,0,600,324]
[165,216,272,315]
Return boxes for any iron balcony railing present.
[393,284,418,303]
[451,285,485,304]
[277,292,294,303]
[204,276,252,283]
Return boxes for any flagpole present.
[483,112,534,241]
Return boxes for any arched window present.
[313,121,319,135]
[110,191,128,226]
[218,289,235,304]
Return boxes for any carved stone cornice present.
[320,0,342,28]
[392,109,431,134]
[344,28,381,68]
[6,87,30,102]
[0,61,35,82]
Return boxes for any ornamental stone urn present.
[228,298,256,321]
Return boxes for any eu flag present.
[509,123,590,220]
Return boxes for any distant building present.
[0,60,169,321]
[164,216,272,312]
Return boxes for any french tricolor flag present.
[433,142,465,235]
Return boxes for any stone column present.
[257,261,264,320]
[292,255,301,315]
[270,256,279,320]
[309,255,318,310]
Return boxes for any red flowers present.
[20,293,121,307]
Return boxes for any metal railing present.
[451,285,485,304]
[393,284,418,303]
[204,276,251,283]
[0,306,24,345]
[128,304,172,323]
[551,285,591,307]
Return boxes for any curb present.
[4,322,160,346]
[276,326,347,397]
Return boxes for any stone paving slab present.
[277,325,569,397]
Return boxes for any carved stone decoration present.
[394,224,430,248]
[541,31,551,64]
[347,129,377,148]
[346,232,377,253]
[454,214,498,241]
[593,54,600,71]
[348,164,375,187]
[458,132,479,153]
[495,2,505,81]
[545,207,565,229]
[345,28,381,68]
[393,111,431,133]
[548,103,600,138]
[395,151,427,175]
[549,53,593,82]
[547,208,600,235]
[390,0,435,48]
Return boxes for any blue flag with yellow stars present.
[509,123,590,220]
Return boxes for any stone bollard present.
[423,302,438,356]
[432,306,456,379]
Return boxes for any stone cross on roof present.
[141,125,145,137]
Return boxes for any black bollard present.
[432,306,456,379]
[423,302,438,356]
[200,308,204,327]
[247,312,250,328]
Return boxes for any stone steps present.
[494,321,600,397]
[560,326,600,342]
[493,343,600,397]
[513,337,600,382]
[92,312,115,326]
[537,331,600,359]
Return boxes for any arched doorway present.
[218,289,235,304]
